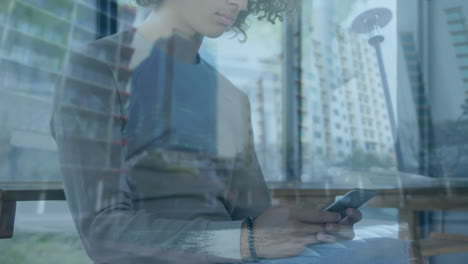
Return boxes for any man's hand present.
[241,205,362,260]
[318,208,363,243]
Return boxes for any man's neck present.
[154,31,203,64]
[136,9,203,64]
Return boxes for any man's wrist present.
[241,217,260,262]
[241,221,251,260]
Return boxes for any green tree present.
[339,149,395,171]
[430,99,468,177]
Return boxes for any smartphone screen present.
[324,188,377,221]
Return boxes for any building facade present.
[300,0,394,181]
[0,0,137,181]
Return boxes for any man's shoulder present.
[68,30,136,69]
[81,29,133,52]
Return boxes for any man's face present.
[170,0,248,38]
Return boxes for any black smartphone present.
[324,188,377,221]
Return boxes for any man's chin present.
[202,26,231,39]
[205,31,226,39]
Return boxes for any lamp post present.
[351,8,403,164]
[352,8,396,141]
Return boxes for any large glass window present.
[1,1,129,262]
[203,19,285,182]
[1,1,287,261]
[452,33,468,43]
[300,0,397,181]
[449,22,465,32]
[2,1,468,264]
[446,10,464,21]
[455,44,468,54]
[459,57,468,66]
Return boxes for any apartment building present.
[208,1,396,181]
[301,2,394,175]
[0,0,137,181]
[445,7,468,101]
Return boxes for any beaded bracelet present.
[245,216,260,262]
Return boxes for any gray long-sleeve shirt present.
[51,29,271,264]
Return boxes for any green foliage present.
[339,149,395,171]
[0,232,91,264]
[430,100,468,177]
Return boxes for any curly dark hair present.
[135,0,298,40]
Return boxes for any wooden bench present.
[2,180,468,258]
[269,178,468,257]
[420,233,468,257]
[0,182,65,238]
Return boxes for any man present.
[51,0,414,263]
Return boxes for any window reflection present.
[300,1,395,182]
[1,0,468,263]
[203,21,285,182]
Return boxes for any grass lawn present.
[0,230,92,264]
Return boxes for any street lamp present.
[351,8,404,167]
[352,8,396,141]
